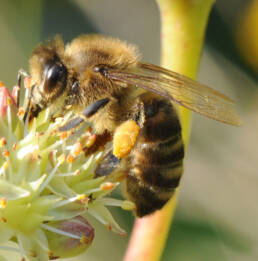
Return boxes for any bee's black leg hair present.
[59,98,110,132]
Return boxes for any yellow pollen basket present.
[113,120,140,159]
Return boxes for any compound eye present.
[43,62,67,93]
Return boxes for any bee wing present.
[107,63,241,126]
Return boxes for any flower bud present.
[0,86,16,116]
[45,216,94,258]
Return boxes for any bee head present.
[29,36,68,109]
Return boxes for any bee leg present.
[59,98,110,132]
[59,117,84,132]
[22,87,43,123]
[16,69,33,123]
[82,98,110,117]
[113,120,140,159]
[95,151,120,177]
[95,148,127,182]
[16,69,30,108]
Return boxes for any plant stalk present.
[124,0,215,260]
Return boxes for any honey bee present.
[20,35,241,217]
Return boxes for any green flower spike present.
[0,81,131,260]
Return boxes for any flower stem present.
[124,1,215,260]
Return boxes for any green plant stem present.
[123,1,215,260]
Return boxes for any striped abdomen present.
[126,93,184,217]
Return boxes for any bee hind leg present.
[112,120,140,159]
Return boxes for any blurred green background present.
[0,0,257,260]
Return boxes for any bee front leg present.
[16,69,30,107]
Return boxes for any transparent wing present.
[106,62,241,126]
